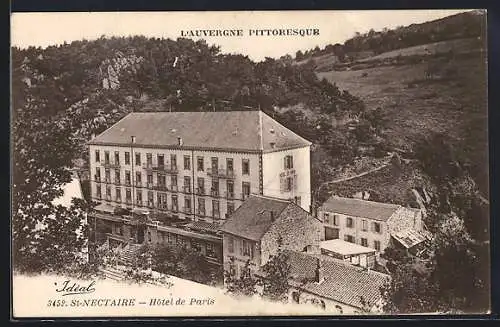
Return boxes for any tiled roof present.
[320,196,400,222]
[88,111,311,152]
[219,195,291,241]
[187,221,220,233]
[286,251,389,309]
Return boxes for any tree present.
[224,257,258,298]
[260,243,291,303]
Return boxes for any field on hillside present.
[358,37,481,62]
[317,51,487,153]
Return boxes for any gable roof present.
[219,195,291,241]
[320,196,401,222]
[286,251,389,309]
[88,111,311,153]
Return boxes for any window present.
[170,154,177,169]
[333,214,339,226]
[211,179,219,196]
[197,156,204,171]
[135,153,141,166]
[95,150,100,162]
[158,192,167,208]
[374,240,381,251]
[106,186,111,197]
[362,220,368,231]
[148,231,152,242]
[206,243,215,257]
[197,177,205,194]
[96,185,101,198]
[226,180,234,198]
[242,182,250,199]
[284,155,293,169]
[228,236,234,253]
[95,167,101,181]
[114,151,120,164]
[147,174,153,187]
[227,202,234,217]
[125,152,130,165]
[184,176,191,193]
[323,213,330,224]
[136,190,142,204]
[184,155,191,170]
[212,200,220,218]
[104,151,110,164]
[241,239,254,258]
[344,234,355,243]
[157,154,164,167]
[242,159,250,175]
[172,195,178,211]
[346,217,354,228]
[372,222,382,234]
[184,198,192,213]
[158,174,166,187]
[115,188,121,201]
[361,238,368,247]
[125,171,131,185]
[198,198,206,216]
[171,175,177,188]
[146,153,152,166]
[135,172,141,186]
[286,176,293,191]
[115,171,120,184]
[125,188,131,201]
[148,191,154,207]
[294,196,301,206]
[105,169,111,183]
[211,157,218,171]
[226,158,234,172]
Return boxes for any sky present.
[11,10,471,61]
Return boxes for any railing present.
[135,181,142,187]
[126,199,132,205]
[105,178,111,183]
[225,191,235,200]
[183,207,192,214]
[94,175,101,182]
[210,189,219,197]
[170,185,178,192]
[153,184,168,192]
[103,162,121,169]
[241,192,250,200]
[147,182,154,189]
[196,188,205,195]
[143,163,178,174]
[182,186,192,193]
[207,167,235,179]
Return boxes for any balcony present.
[153,184,168,192]
[103,162,121,169]
[170,185,178,192]
[104,178,111,184]
[182,186,192,194]
[207,167,235,179]
[94,175,101,182]
[147,201,155,209]
[210,189,219,197]
[125,199,132,205]
[196,188,205,196]
[147,182,154,189]
[143,163,178,174]
[241,192,250,201]
[225,191,235,200]
[183,207,193,214]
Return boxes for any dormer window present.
[284,155,293,169]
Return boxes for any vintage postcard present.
[11,10,489,318]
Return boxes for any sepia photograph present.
[11,9,489,318]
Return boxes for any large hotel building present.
[88,110,312,263]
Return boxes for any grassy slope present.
[315,39,487,203]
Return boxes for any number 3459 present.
[47,299,66,307]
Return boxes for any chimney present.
[177,136,183,146]
[315,258,324,283]
[131,135,136,144]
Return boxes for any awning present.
[94,203,116,214]
[391,229,431,249]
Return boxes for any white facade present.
[89,143,311,224]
